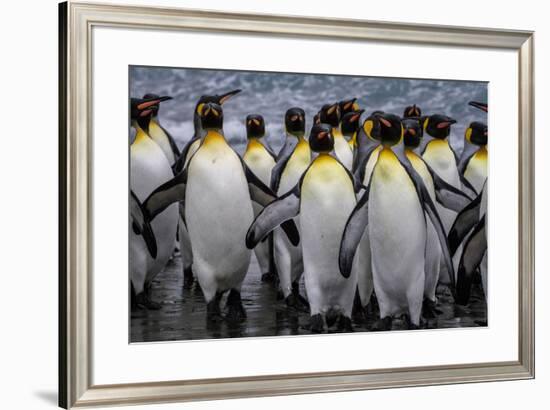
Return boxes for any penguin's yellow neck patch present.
[426,139,449,150]
[148,119,162,135]
[133,128,149,145]
[333,128,345,140]
[405,148,424,169]
[203,130,226,148]
[348,132,357,149]
[302,153,351,197]
[375,147,407,182]
[475,145,488,158]
[246,138,264,152]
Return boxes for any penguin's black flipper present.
[339,185,370,278]
[130,190,158,258]
[270,138,299,192]
[457,143,479,176]
[262,140,278,160]
[242,162,278,207]
[448,189,483,256]
[394,145,456,292]
[423,161,473,212]
[172,136,199,174]
[161,125,181,164]
[143,168,187,221]
[459,173,479,198]
[456,215,487,305]
[246,186,301,249]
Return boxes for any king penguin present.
[130,95,179,309]
[319,102,354,170]
[140,102,299,322]
[341,109,364,152]
[420,114,463,286]
[242,114,278,282]
[339,98,361,149]
[172,89,242,289]
[403,104,422,119]
[142,93,180,166]
[270,107,311,310]
[247,123,363,333]
[339,112,457,329]
[458,101,488,194]
[402,118,472,317]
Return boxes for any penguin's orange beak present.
[137,96,172,111]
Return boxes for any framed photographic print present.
[59,1,535,408]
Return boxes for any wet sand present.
[130,253,487,343]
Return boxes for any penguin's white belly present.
[362,146,382,185]
[300,159,357,315]
[243,147,275,187]
[244,144,276,273]
[186,141,254,296]
[464,149,488,194]
[149,121,175,164]
[333,136,353,170]
[130,138,178,291]
[423,141,460,233]
[406,151,440,300]
[183,139,201,169]
[369,150,425,314]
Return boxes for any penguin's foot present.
[351,292,366,324]
[183,266,194,290]
[364,302,379,322]
[403,314,421,330]
[285,293,309,313]
[135,292,162,310]
[206,295,223,323]
[422,298,443,319]
[337,316,353,332]
[292,281,310,311]
[261,271,278,284]
[144,281,153,299]
[310,314,324,333]
[226,289,247,323]
[371,316,393,332]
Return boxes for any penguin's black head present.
[246,114,265,139]
[361,111,384,142]
[339,98,360,116]
[194,89,241,118]
[309,123,334,153]
[403,104,422,118]
[374,112,403,146]
[199,102,224,130]
[466,121,487,146]
[130,95,172,131]
[142,93,162,117]
[423,114,456,139]
[319,103,341,128]
[402,118,423,148]
[340,110,364,137]
[285,107,306,136]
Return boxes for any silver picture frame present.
[59,1,535,408]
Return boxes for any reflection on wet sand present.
[131,254,487,343]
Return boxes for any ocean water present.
[129,65,488,155]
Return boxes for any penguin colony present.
[130,91,488,333]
